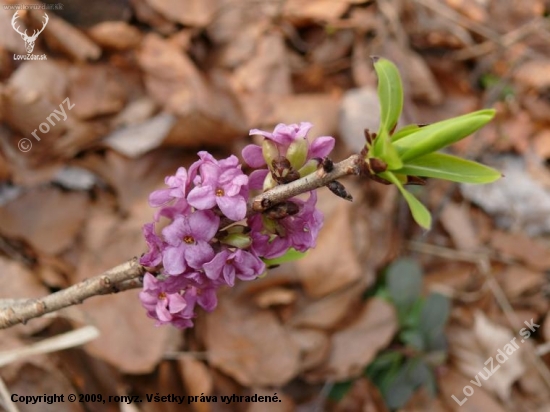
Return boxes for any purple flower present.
[248,214,292,259]
[243,123,335,174]
[139,273,196,329]
[250,122,313,146]
[187,152,249,221]
[149,167,190,207]
[279,191,323,251]
[140,223,165,267]
[249,191,323,257]
[204,248,265,287]
[161,210,219,275]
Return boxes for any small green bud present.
[286,138,308,170]
[298,159,319,177]
[220,233,252,249]
[262,140,279,168]
[263,172,277,191]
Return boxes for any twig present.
[0,155,365,330]
[251,154,363,211]
[0,376,18,412]
[0,258,145,329]
[0,326,99,367]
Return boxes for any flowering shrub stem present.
[0,155,362,330]
[0,258,144,329]
[250,154,362,212]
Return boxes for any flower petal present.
[187,185,217,210]
[309,136,335,159]
[217,195,247,221]
[188,211,220,241]
[242,144,266,168]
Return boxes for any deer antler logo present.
[11,12,49,54]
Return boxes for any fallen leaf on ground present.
[205,296,300,387]
[307,297,397,381]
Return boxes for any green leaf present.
[399,329,426,351]
[418,293,450,340]
[262,248,306,266]
[395,152,502,184]
[328,380,354,401]
[372,127,403,170]
[393,109,495,162]
[386,258,423,311]
[373,57,404,134]
[384,378,414,410]
[366,351,404,377]
[391,124,421,142]
[366,351,405,393]
[381,171,432,229]
[400,298,424,329]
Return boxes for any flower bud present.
[263,172,277,191]
[220,233,252,249]
[298,159,319,177]
[286,138,308,170]
[262,140,279,168]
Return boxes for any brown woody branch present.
[0,154,364,330]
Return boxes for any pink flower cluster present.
[140,123,334,328]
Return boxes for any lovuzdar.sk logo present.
[11,11,48,60]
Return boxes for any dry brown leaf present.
[297,197,363,298]
[4,363,86,412]
[283,0,352,21]
[335,378,388,412]
[515,60,550,91]
[217,22,267,68]
[499,266,544,299]
[68,65,127,120]
[403,387,448,412]
[87,21,142,50]
[0,4,28,54]
[145,0,218,27]
[491,230,550,271]
[0,187,88,255]
[131,0,177,34]
[138,33,246,147]
[289,282,365,329]
[105,113,176,158]
[423,262,475,295]
[445,0,488,22]
[0,256,50,335]
[438,369,508,412]
[37,10,101,61]
[440,202,479,251]
[288,328,330,371]
[70,196,178,373]
[272,94,341,140]
[449,312,527,401]
[254,287,298,308]
[532,130,550,159]
[232,32,292,95]
[308,298,397,381]
[80,267,175,373]
[79,149,192,215]
[205,296,300,387]
[400,49,443,105]
[178,356,213,412]
[2,61,101,163]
